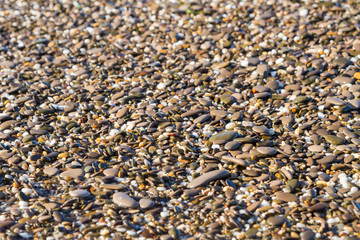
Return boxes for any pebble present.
[113,193,139,209]
[187,170,230,188]
[70,189,90,198]
[139,199,155,210]
[209,131,237,142]
[276,192,298,202]
[256,147,277,156]
[267,216,286,227]
[324,135,345,145]
[0,1,359,239]
[60,169,84,179]
[43,167,59,176]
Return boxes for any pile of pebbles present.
[1,0,360,239]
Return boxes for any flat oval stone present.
[293,96,309,104]
[210,110,228,118]
[324,135,345,145]
[43,167,59,176]
[116,107,128,118]
[309,203,326,212]
[194,114,210,124]
[267,216,285,227]
[317,155,336,164]
[209,131,237,142]
[184,189,200,197]
[276,192,298,202]
[60,169,84,179]
[181,109,202,118]
[253,126,270,134]
[103,168,119,177]
[326,97,346,106]
[100,184,127,190]
[139,199,155,209]
[256,147,277,155]
[308,145,325,152]
[334,76,354,84]
[70,189,90,198]
[113,192,138,208]
[224,141,240,150]
[253,85,270,93]
[0,120,18,130]
[187,170,230,188]
[221,155,249,167]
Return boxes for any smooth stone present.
[308,145,325,152]
[324,135,345,145]
[210,110,228,118]
[209,131,237,142]
[309,203,326,212]
[253,85,270,93]
[334,76,354,84]
[187,170,230,188]
[287,179,299,192]
[70,189,90,198]
[43,167,59,176]
[293,96,309,104]
[221,155,249,167]
[0,221,15,228]
[317,155,336,164]
[256,147,277,155]
[276,192,298,202]
[224,141,240,150]
[100,184,127,190]
[0,120,18,130]
[181,109,202,118]
[301,230,315,240]
[256,64,269,75]
[349,98,360,109]
[326,97,346,106]
[116,107,129,118]
[103,168,119,177]
[253,126,270,134]
[194,114,210,124]
[254,92,270,99]
[113,192,138,208]
[43,203,59,210]
[139,199,155,210]
[183,189,200,197]
[60,169,84,179]
[267,216,285,227]
[220,94,233,104]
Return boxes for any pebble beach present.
[1,0,360,239]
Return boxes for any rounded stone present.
[209,131,237,142]
[70,189,90,198]
[113,192,138,208]
[139,199,155,210]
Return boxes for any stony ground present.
[1,0,360,239]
